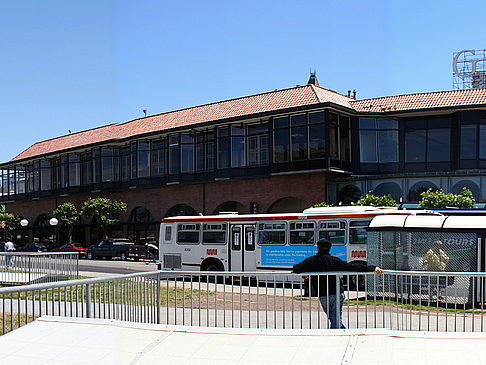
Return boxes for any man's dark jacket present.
[292,251,377,296]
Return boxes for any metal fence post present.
[156,274,161,324]
[86,283,92,318]
[336,275,341,328]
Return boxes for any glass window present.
[60,155,69,188]
[290,114,306,126]
[92,149,101,183]
[291,126,307,160]
[119,147,130,181]
[308,111,325,125]
[427,128,451,162]
[309,124,326,159]
[164,226,172,241]
[151,140,166,177]
[274,128,289,163]
[461,124,477,159]
[258,222,286,245]
[360,118,398,163]
[169,135,180,174]
[349,220,371,244]
[15,166,25,194]
[137,142,150,177]
[177,223,200,244]
[180,134,194,173]
[69,154,80,186]
[405,128,426,163]
[40,160,52,191]
[101,148,113,182]
[359,130,378,162]
[480,125,486,159]
[328,113,339,159]
[231,126,245,167]
[273,116,289,129]
[289,221,315,245]
[318,221,346,245]
[340,116,351,161]
[217,127,230,169]
[202,223,227,244]
[82,153,93,185]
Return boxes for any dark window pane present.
[274,129,289,162]
[217,126,229,137]
[427,128,450,162]
[308,112,325,124]
[480,125,486,159]
[218,138,230,169]
[273,116,289,129]
[461,124,477,159]
[359,118,376,129]
[231,136,245,167]
[377,118,398,129]
[406,130,426,163]
[290,114,306,127]
[248,123,268,135]
[378,130,398,162]
[309,124,326,159]
[359,130,377,163]
[231,125,245,136]
[291,126,307,160]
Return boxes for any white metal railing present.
[0,252,79,285]
[1,270,486,335]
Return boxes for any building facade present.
[1,76,486,246]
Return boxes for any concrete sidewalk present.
[1,316,485,364]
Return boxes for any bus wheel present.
[201,259,224,283]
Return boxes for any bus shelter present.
[366,214,486,305]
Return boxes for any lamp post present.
[49,217,58,247]
[19,219,29,245]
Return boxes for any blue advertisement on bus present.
[261,245,347,266]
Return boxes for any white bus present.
[159,206,438,272]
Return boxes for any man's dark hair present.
[317,239,332,253]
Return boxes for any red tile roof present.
[12,85,352,161]
[351,88,486,112]
[11,85,486,162]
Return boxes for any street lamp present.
[50,217,59,246]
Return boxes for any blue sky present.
[0,0,484,163]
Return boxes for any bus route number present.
[207,249,218,256]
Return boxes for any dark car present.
[18,242,48,252]
[50,243,87,258]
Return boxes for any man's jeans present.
[319,293,346,329]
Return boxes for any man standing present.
[292,239,384,329]
[4,241,15,267]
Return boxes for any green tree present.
[53,202,80,243]
[80,197,127,238]
[310,202,334,208]
[353,191,397,207]
[419,187,475,209]
[0,207,21,241]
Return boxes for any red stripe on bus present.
[161,211,412,223]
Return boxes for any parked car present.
[86,238,145,261]
[50,243,87,258]
[18,242,48,252]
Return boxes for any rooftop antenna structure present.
[142,109,147,117]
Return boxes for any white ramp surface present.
[1,317,486,364]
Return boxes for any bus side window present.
[245,227,255,251]
[318,221,345,245]
[231,227,241,250]
[349,220,371,244]
[177,224,200,244]
[164,226,172,242]
[289,221,315,245]
[258,222,286,245]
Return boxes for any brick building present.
[1,74,486,246]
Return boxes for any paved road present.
[78,258,158,276]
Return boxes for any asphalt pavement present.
[78,258,158,277]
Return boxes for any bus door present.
[230,224,256,271]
